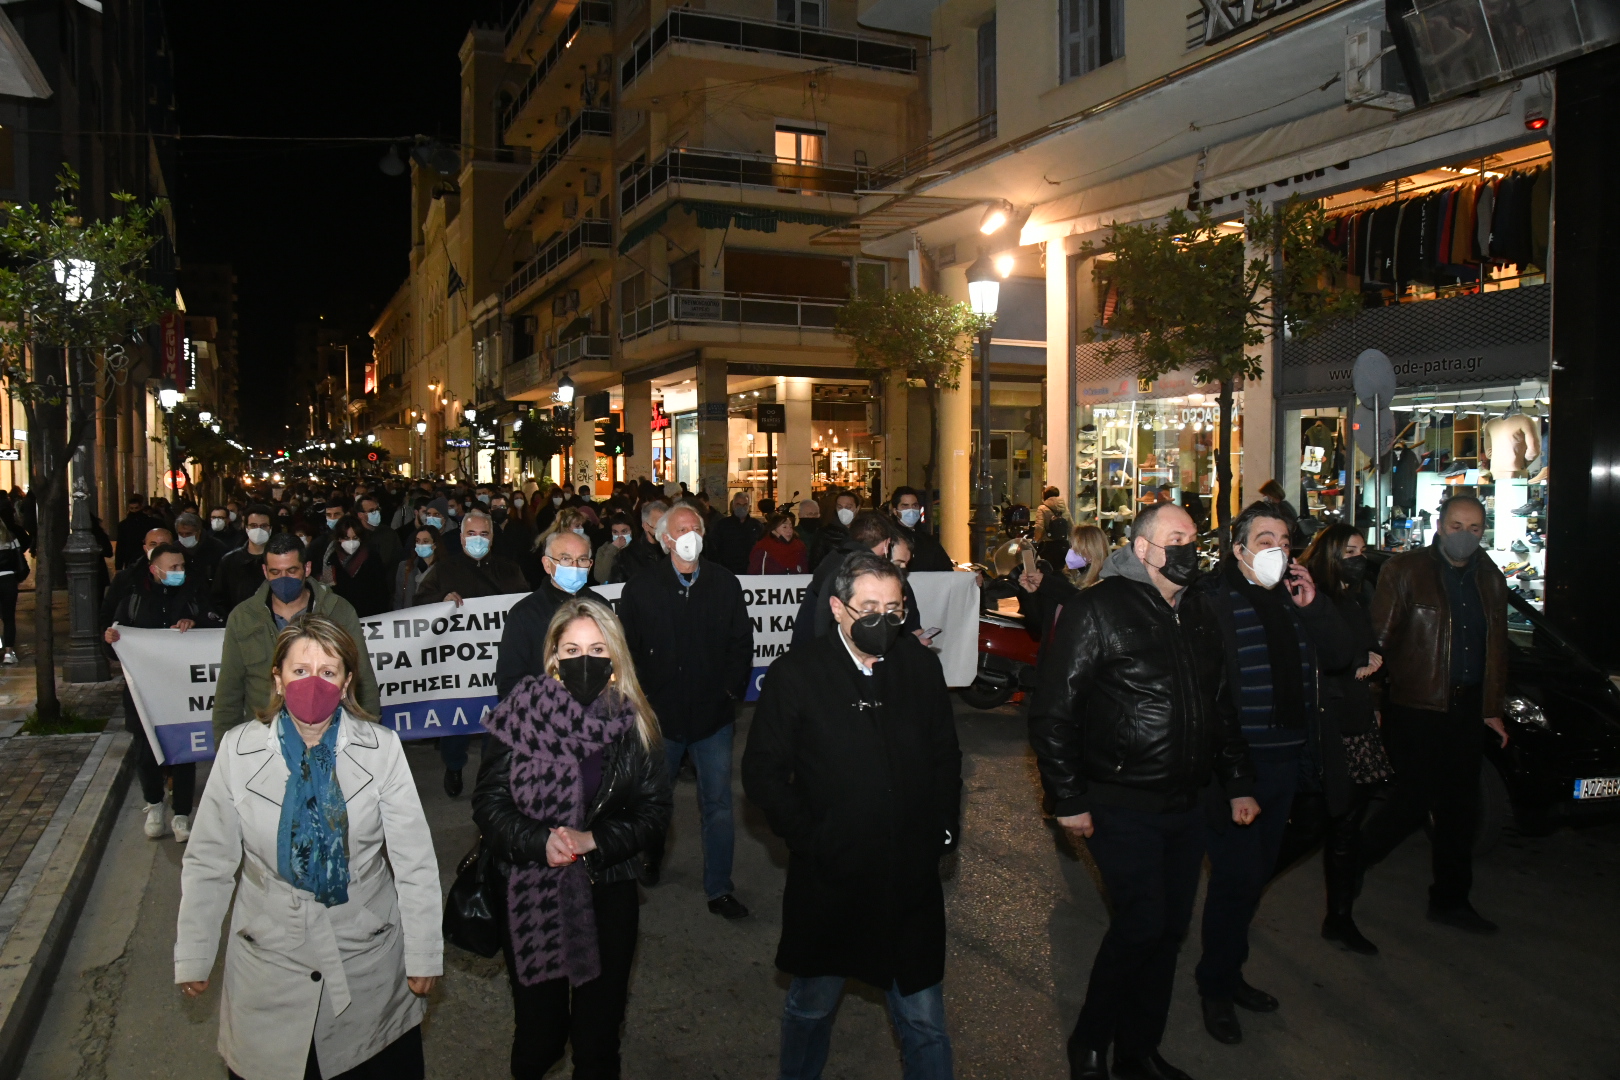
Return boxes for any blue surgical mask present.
[269,575,305,602]
[554,564,589,593]
[464,535,491,559]
[478,494,491,505]
[161,570,186,588]
[326,517,340,530]
[424,515,443,530]
[415,543,434,560]
[898,508,921,528]
[365,510,381,527]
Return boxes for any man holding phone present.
[1190,501,1353,1046]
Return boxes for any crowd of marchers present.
[91,469,1505,1080]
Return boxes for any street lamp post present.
[62,344,109,683]
[966,251,1001,565]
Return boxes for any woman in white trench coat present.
[175,615,443,1080]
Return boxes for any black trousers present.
[228,1023,423,1080]
[1273,787,1375,917]
[0,575,17,648]
[1359,686,1484,910]
[506,878,640,1080]
[134,727,195,816]
[1071,804,1205,1060]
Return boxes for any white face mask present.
[572,526,587,536]
[672,531,703,563]
[836,507,855,526]
[178,534,198,548]
[210,518,227,531]
[246,527,271,546]
[340,538,362,555]
[1245,545,1289,589]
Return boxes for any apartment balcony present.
[620,289,844,362]
[618,146,864,229]
[502,219,614,308]
[618,12,918,108]
[501,1,613,143]
[554,332,611,372]
[503,109,613,225]
[504,0,578,56]
[866,111,997,190]
[502,354,545,399]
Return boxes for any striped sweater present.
[1228,586,1314,755]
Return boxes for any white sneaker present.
[1,648,16,665]
[143,802,167,839]
[172,815,191,843]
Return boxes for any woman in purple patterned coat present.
[473,595,672,1080]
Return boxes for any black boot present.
[1323,806,1378,955]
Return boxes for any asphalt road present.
[20,699,1620,1080]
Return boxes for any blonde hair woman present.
[175,616,442,1080]
[1067,524,1109,589]
[534,505,590,552]
[473,595,671,1079]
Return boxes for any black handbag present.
[443,836,503,958]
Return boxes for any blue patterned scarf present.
[276,711,350,906]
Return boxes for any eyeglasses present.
[549,554,593,567]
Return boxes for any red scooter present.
[959,605,1042,710]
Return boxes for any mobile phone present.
[921,627,942,640]
[1021,546,1037,578]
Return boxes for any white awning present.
[1020,155,1200,245]
[0,7,51,100]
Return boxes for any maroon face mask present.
[283,675,344,725]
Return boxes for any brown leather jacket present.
[1369,544,1507,718]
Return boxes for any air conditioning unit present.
[553,296,569,316]
[1345,23,1414,112]
[583,173,601,197]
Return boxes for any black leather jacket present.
[1028,573,1255,816]
[472,728,673,886]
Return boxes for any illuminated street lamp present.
[555,374,576,404]
[966,250,1001,563]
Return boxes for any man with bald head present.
[1030,503,1256,1080]
[102,527,175,629]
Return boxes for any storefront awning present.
[1021,156,1201,245]
[0,9,52,99]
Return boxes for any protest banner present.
[111,572,979,763]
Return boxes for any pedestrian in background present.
[744,553,962,1080]
[749,513,808,574]
[323,515,391,618]
[214,504,276,617]
[1292,523,1388,955]
[1029,503,1256,1080]
[177,616,441,1080]
[415,508,528,797]
[593,511,634,585]
[1361,495,1508,933]
[887,487,953,572]
[104,542,220,842]
[0,491,31,665]
[496,529,601,700]
[395,525,440,611]
[618,503,753,915]
[609,500,666,584]
[710,490,764,575]
[475,597,672,1080]
[808,491,860,571]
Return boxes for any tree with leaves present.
[1080,197,1358,536]
[0,168,170,723]
[513,409,567,478]
[834,287,992,521]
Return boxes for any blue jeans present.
[664,724,736,900]
[780,977,953,1080]
[1196,755,1299,999]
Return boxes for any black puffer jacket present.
[1028,546,1254,816]
[473,721,672,886]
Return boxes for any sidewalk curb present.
[0,730,136,1080]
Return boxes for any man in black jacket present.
[708,490,764,575]
[808,491,859,571]
[102,527,174,630]
[744,553,962,1077]
[888,487,954,572]
[114,494,160,570]
[1192,502,1354,1045]
[103,543,221,843]
[213,504,275,617]
[609,499,667,584]
[618,502,753,916]
[495,529,600,699]
[791,511,921,648]
[1029,503,1258,1080]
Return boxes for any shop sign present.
[699,401,729,421]
[159,311,185,389]
[650,401,671,431]
[756,403,787,433]
[1199,0,1303,46]
[0,449,18,461]
[1278,285,1550,398]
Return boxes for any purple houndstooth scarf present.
[484,674,635,987]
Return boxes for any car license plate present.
[1573,776,1620,800]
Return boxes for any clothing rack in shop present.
[1325,150,1551,216]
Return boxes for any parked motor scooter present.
[959,538,1044,711]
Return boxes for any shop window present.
[1060,0,1123,83]
[725,250,851,299]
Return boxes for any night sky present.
[166,0,506,448]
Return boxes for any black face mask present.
[1156,541,1202,586]
[491,508,508,523]
[849,611,905,656]
[1339,555,1368,583]
[557,655,613,707]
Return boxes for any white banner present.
[112,572,980,763]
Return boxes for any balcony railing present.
[501,1,614,134]
[503,219,614,303]
[619,146,864,215]
[621,289,843,341]
[620,11,917,90]
[504,109,614,219]
[555,333,611,369]
[866,111,997,189]
[503,354,544,397]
